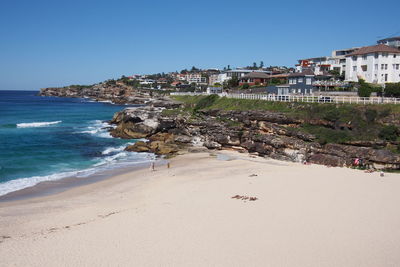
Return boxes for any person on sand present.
[167,162,170,169]
[150,162,155,171]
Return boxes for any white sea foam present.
[16,121,62,128]
[0,151,155,197]
[102,142,134,155]
[77,120,114,138]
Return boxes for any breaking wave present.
[16,121,62,128]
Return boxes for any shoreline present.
[1,150,400,266]
[0,157,166,203]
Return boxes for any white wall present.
[345,53,400,84]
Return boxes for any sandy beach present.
[1,150,400,267]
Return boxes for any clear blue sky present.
[1,0,399,90]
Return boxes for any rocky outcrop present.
[125,133,180,156]
[110,107,400,169]
[39,83,181,107]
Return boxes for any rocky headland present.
[110,103,400,170]
[39,82,180,107]
[39,84,400,170]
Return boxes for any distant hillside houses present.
[122,36,400,94]
[296,36,400,85]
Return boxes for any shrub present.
[365,109,378,123]
[194,95,219,111]
[323,109,340,122]
[384,83,400,97]
[379,125,399,141]
[241,83,250,89]
[357,79,373,97]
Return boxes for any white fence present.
[170,92,400,105]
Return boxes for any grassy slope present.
[171,95,400,147]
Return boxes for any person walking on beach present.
[150,162,155,171]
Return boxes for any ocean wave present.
[0,151,155,197]
[76,120,115,138]
[16,121,62,128]
[102,142,134,155]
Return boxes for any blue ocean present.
[0,90,153,196]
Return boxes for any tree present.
[252,62,257,69]
[260,61,264,68]
[227,76,239,88]
[227,65,231,70]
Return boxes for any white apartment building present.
[296,47,359,75]
[345,44,400,84]
[185,73,207,85]
[208,73,229,85]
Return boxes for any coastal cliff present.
[39,82,179,107]
[110,96,400,170]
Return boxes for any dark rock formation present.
[111,107,400,169]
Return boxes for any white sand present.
[1,150,400,267]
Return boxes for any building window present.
[394,54,397,58]
[382,53,388,58]
[298,78,303,83]
[395,64,400,70]
[352,56,357,61]
[385,74,388,81]
[385,64,388,70]
[306,78,312,85]
[374,53,379,58]
[374,64,378,70]
[353,66,357,71]
[361,65,367,72]
[381,64,385,70]
[362,55,367,60]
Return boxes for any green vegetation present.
[379,125,399,141]
[384,83,400,97]
[301,124,351,144]
[67,84,93,89]
[357,79,374,97]
[171,95,400,145]
[241,83,250,89]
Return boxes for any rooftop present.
[346,44,400,56]
[289,69,315,77]
[377,36,400,43]
[239,72,271,79]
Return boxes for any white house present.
[296,47,360,76]
[345,44,400,84]
[208,73,229,85]
[185,73,207,85]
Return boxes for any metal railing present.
[170,92,400,104]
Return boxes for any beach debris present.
[249,174,258,177]
[231,195,258,201]
[98,211,120,218]
[364,169,375,173]
[380,171,385,177]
